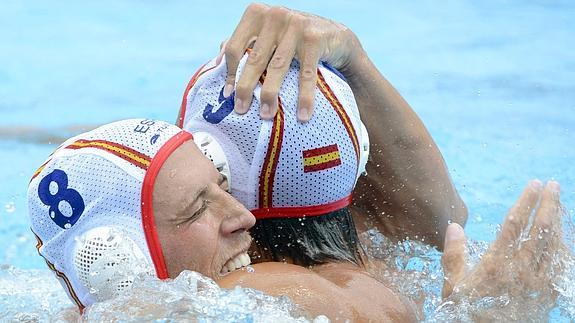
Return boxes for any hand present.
[222,3,362,121]
[441,180,565,320]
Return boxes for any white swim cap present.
[27,119,193,309]
[178,54,369,219]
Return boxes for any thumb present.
[441,223,467,299]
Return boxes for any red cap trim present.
[141,131,194,279]
[177,61,220,128]
[250,194,352,219]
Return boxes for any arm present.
[223,3,467,248]
[343,39,468,248]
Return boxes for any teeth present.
[221,252,251,275]
[240,253,251,266]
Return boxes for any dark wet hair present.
[249,207,365,267]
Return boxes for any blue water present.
[1,0,574,320]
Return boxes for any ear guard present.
[357,122,370,181]
[73,226,152,302]
[193,131,232,191]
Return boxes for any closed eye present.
[189,200,209,223]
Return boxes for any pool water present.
[1,0,574,321]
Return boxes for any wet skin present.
[219,262,418,322]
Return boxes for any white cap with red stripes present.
[179,55,369,219]
[27,119,193,308]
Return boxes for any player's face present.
[153,141,255,279]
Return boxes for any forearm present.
[342,39,467,248]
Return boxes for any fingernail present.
[297,107,310,122]
[261,103,270,118]
[530,179,543,191]
[223,83,233,98]
[446,223,465,242]
[548,181,560,193]
[234,98,243,113]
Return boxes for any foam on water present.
[1,225,573,321]
[84,271,328,322]
[0,265,70,321]
[360,223,575,321]
[0,266,329,322]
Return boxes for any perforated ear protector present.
[73,226,152,302]
[357,122,370,181]
[193,131,232,191]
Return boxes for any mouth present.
[220,252,251,276]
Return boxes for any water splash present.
[84,271,327,322]
[360,229,444,316]
[0,265,70,321]
[0,266,329,322]
[360,226,574,321]
[4,201,15,214]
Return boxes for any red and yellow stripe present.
[177,62,220,127]
[258,98,285,209]
[65,139,151,170]
[303,144,342,173]
[32,230,85,311]
[30,159,50,182]
[317,70,360,162]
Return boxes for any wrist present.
[337,31,368,79]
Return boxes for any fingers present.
[258,25,299,119]
[215,39,228,65]
[495,180,543,251]
[296,31,321,122]
[441,223,467,299]
[235,7,292,114]
[531,181,561,235]
[522,181,562,273]
[224,3,269,99]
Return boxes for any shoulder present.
[218,262,329,289]
[218,262,357,320]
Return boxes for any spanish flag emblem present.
[303,144,342,173]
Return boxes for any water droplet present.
[4,202,15,213]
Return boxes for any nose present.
[218,193,256,235]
